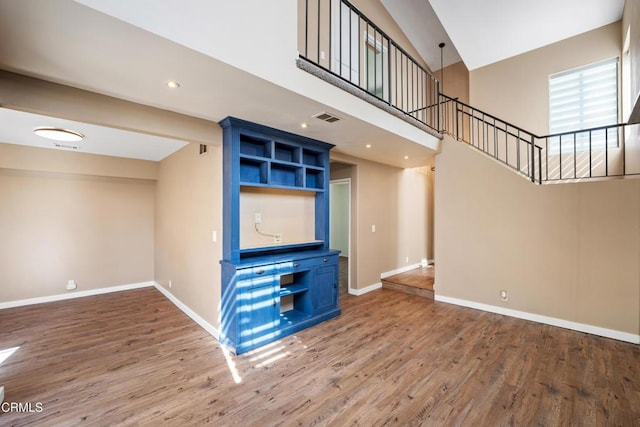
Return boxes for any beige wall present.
[435,137,640,336]
[0,144,156,302]
[623,0,640,121]
[240,188,316,248]
[154,142,222,328]
[440,61,469,104]
[470,22,621,136]
[331,152,432,290]
[0,142,157,180]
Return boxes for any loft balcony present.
[297,0,441,136]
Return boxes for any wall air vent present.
[313,112,341,123]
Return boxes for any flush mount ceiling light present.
[34,127,84,142]
[365,144,372,148]
[300,123,308,129]
[166,80,181,89]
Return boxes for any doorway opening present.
[329,178,351,294]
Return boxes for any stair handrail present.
[439,94,542,145]
[439,93,543,183]
[439,93,636,183]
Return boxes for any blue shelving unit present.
[219,117,341,355]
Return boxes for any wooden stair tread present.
[381,266,435,299]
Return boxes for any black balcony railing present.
[440,94,640,184]
[298,1,639,184]
[299,0,440,131]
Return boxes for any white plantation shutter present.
[549,58,618,153]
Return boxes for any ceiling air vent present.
[313,112,341,123]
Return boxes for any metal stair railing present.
[439,94,639,184]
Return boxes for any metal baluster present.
[538,146,542,184]
[505,127,510,167]
[605,127,609,177]
[349,6,352,82]
[573,132,577,179]
[589,130,606,178]
[329,0,332,69]
[545,138,548,181]
[304,0,309,58]
[621,124,626,175]
[559,135,563,180]
[316,0,320,63]
[387,38,391,105]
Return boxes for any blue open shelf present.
[280,283,309,297]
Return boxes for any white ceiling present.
[429,0,625,70]
[381,0,462,70]
[0,108,187,161]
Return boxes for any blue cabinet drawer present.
[236,265,278,289]
[297,254,338,268]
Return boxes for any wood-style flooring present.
[382,265,435,299]
[0,287,638,426]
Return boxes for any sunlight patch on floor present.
[219,344,242,384]
[0,346,19,366]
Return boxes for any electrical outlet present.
[211,230,217,243]
[274,234,282,244]
[371,224,376,233]
[254,213,262,224]
[405,256,409,263]
[169,280,172,288]
[500,290,508,302]
[66,280,77,291]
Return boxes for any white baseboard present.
[153,282,220,340]
[0,280,220,341]
[349,282,382,296]
[434,294,640,345]
[0,281,154,310]
[380,263,423,279]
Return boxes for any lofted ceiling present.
[0,0,627,165]
[429,0,625,70]
[381,0,625,72]
[380,0,462,71]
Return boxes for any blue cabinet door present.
[238,279,279,351]
[313,264,338,314]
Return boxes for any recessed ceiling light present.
[300,123,308,129]
[167,80,181,89]
[404,155,409,160]
[34,127,84,142]
[366,144,371,148]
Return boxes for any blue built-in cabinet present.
[219,117,341,355]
